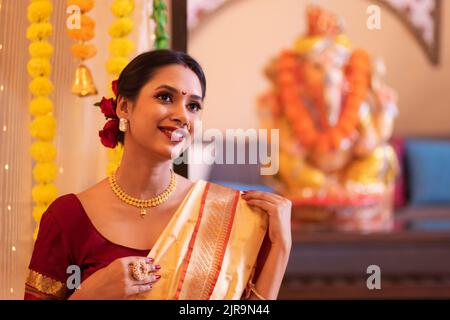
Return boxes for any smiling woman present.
[24,49,292,300]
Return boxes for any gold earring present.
[119,118,128,132]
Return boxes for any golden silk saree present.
[132,180,269,300]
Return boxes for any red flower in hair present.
[99,119,120,148]
[95,79,121,148]
[99,97,117,119]
[112,80,118,97]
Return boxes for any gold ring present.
[130,260,148,281]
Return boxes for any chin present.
[153,145,184,161]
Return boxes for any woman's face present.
[118,64,203,160]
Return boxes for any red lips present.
[158,126,187,142]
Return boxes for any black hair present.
[116,49,206,144]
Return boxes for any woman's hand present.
[69,256,161,300]
[241,191,292,249]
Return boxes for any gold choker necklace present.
[109,169,177,218]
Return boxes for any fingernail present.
[147,257,154,262]
[155,264,161,270]
[155,274,161,280]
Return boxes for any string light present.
[0,85,4,91]
[10,288,14,294]
[4,164,9,170]
[59,167,64,174]
[2,125,6,132]
[7,205,11,211]
[11,246,16,252]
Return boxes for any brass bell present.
[72,63,98,97]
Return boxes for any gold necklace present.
[109,169,177,218]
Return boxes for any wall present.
[188,0,450,136]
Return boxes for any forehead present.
[144,64,202,95]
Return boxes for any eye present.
[155,92,173,103]
[187,103,202,113]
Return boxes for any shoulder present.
[44,194,83,219]
[41,179,108,230]
[39,193,86,232]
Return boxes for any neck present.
[114,142,173,199]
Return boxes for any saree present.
[132,180,269,300]
[24,180,268,300]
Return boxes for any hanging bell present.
[72,63,98,97]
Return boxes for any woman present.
[24,50,292,300]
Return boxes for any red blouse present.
[24,194,150,300]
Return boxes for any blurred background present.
[1,0,449,299]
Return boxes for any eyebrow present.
[155,84,202,101]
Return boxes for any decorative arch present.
[187,0,442,65]
[377,0,442,65]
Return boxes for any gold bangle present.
[249,281,267,300]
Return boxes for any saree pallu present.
[132,181,268,300]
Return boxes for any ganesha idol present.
[257,6,399,232]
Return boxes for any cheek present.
[133,104,166,129]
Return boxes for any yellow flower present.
[106,162,119,177]
[30,141,57,162]
[109,38,134,56]
[335,34,352,48]
[293,36,323,55]
[29,97,54,116]
[33,162,57,183]
[66,15,95,41]
[108,17,134,38]
[27,58,51,78]
[29,114,57,141]
[71,43,97,60]
[32,204,48,223]
[106,146,123,175]
[27,1,53,23]
[29,41,53,58]
[32,183,58,204]
[67,0,94,13]
[29,76,53,96]
[33,226,39,241]
[106,56,129,76]
[26,22,53,40]
[111,0,134,18]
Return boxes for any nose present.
[170,100,189,128]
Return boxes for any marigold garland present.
[105,0,135,176]
[276,48,371,154]
[26,0,57,240]
[66,0,97,96]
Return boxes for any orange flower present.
[66,14,95,41]
[71,43,97,60]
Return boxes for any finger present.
[241,191,282,204]
[243,191,292,208]
[133,274,161,285]
[244,199,277,214]
[122,256,153,267]
[125,283,153,296]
